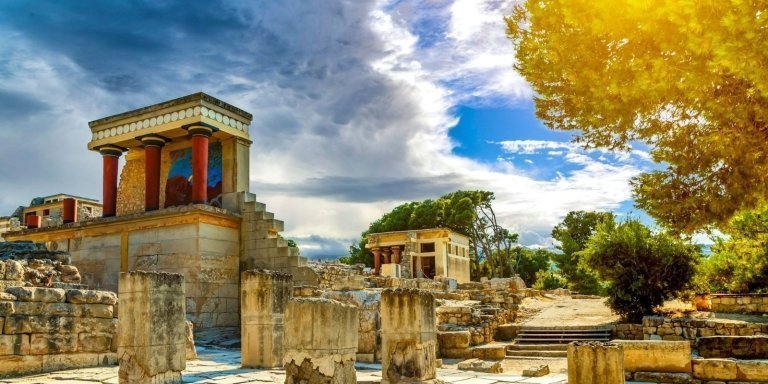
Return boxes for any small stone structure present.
[380,288,441,384]
[613,340,691,373]
[117,271,186,384]
[241,269,292,368]
[0,286,117,378]
[711,293,768,313]
[567,341,624,384]
[283,298,358,384]
[693,358,768,382]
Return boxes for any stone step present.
[515,337,610,344]
[508,344,567,351]
[507,350,567,358]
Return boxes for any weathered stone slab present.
[614,340,691,373]
[117,271,185,384]
[567,341,624,384]
[283,297,358,384]
[381,288,439,384]
[437,331,470,349]
[4,260,24,281]
[522,364,549,377]
[0,301,13,316]
[185,321,197,360]
[79,333,113,352]
[698,335,768,359]
[241,269,292,369]
[13,302,113,318]
[0,355,43,377]
[30,333,78,354]
[66,289,118,305]
[0,292,16,301]
[692,358,738,381]
[42,353,102,372]
[457,358,503,373]
[632,371,693,383]
[6,287,65,303]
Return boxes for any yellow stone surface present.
[614,340,691,373]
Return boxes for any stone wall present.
[116,149,145,216]
[0,243,83,290]
[321,290,381,363]
[0,287,117,378]
[642,316,768,345]
[611,323,644,340]
[698,335,768,359]
[313,263,367,290]
[711,293,768,314]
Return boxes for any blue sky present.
[0,0,662,258]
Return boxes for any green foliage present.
[694,208,768,293]
[506,0,768,233]
[581,218,700,322]
[533,270,568,291]
[551,211,613,294]
[511,247,554,287]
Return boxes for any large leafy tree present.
[506,1,768,233]
[551,211,614,294]
[581,218,700,322]
[695,207,768,293]
[343,190,519,279]
[511,247,555,287]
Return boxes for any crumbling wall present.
[0,242,83,290]
[0,287,117,378]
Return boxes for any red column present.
[391,245,401,264]
[26,215,41,229]
[188,126,213,204]
[62,198,76,223]
[382,247,391,264]
[99,146,123,218]
[372,248,382,275]
[140,135,167,211]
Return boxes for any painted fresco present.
[164,142,223,207]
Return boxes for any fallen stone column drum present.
[283,297,359,384]
[567,341,624,384]
[241,269,293,368]
[380,288,441,384]
[117,271,186,384]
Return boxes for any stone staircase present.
[228,192,319,286]
[506,326,612,359]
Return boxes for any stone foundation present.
[642,316,768,346]
[241,269,292,368]
[117,271,186,384]
[693,358,768,382]
[283,298,358,384]
[381,289,440,384]
[698,335,768,359]
[711,293,768,314]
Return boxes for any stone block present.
[613,340,691,373]
[471,345,506,360]
[437,331,470,349]
[0,292,16,301]
[692,358,738,381]
[79,333,113,352]
[6,287,65,303]
[30,333,78,354]
[698,336,768,359]
[632,371,693,383]
[522,364,549,377]
[42,353,101,372]
[0,355,43,377]
[4,260,24,281]
[66,289,118,305]
[0,334,29,355]
[283,297,359,384]
[0,301,13,316]
[381,263,401,278]
[457,358,503,373]
[241,269,293,369]
[567,341,624,384]
[3,314,75,334]
[117,271,186,384]
[381,288,438,384]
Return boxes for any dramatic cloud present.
[0,0,653,257]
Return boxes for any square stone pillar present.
[241,269,293,368]
[381,288,440,384]
[117,271,186,384]
[567,341,624,384]
[284,298,359,384]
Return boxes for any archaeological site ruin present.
[0,93,766,384]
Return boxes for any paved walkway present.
[1,347,567,384]
[522,297,619,327]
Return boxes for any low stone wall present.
[711,293,768,314]
[698,336,768,359]
[611,323,644,340]
[613,340,691,373]
[642,316,768,345]
[312,263,368,290]
[0,286,117,378]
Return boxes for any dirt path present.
[518,295,620,327]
